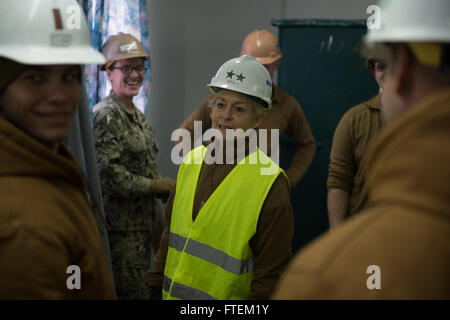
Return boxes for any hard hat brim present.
[362,37,445,68]
[207,84,272,110]
[101,54,150,71]
[0,46,106,65]
[364,30,450,46]
[360,40,391,61]
[255,54,282,65]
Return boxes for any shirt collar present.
[109,90,136,115]
[368,93,381,110]
[271,84,281,104]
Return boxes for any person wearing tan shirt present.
[327,59,386,229]
[0,0,114,299]
[179,30,316,188]
[273,0,450,299]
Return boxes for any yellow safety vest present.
[163,145,285,300]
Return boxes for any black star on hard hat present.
[236,73,245,82]
[226,70,235,79]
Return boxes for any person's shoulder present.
[273,85,297,103]
[93,97,125,129]
[134,107,151,125]
[92,95,115,114]
[264,170,291,206]
[0,177,78,236]
[344,94,380,118]
[297,208,379,258]
[272,171,290,191]
[274,204,450,299]
[272,85,304,116]
[339,101,373,126]
[290,203,421,278]
[272,208,383,298]
[93,94,124,117]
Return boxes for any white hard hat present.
[207,55,273,109]
[364,0,450,44]
[363,0,450,67]
[0,0,105,65]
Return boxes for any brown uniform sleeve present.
[148,190,175,287]
[179,94,214,137]
[327,112,356,192]
[0,197,115,299]
[249,174,294,300]
[284,98,316,187]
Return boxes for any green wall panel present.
[273,19,379,252]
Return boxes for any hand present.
[157,193,170,203]
[150,285,162,300]
[151,177,176,195]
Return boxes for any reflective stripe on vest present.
[169,232,255,275]
[163,275,217,300]
[163,145,285,300]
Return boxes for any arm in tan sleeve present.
[285,99,316,187]
[327,112,355,226]
[148,190,175,287]
[327,112,356,191]
[178,94,214,144]
[327,188,349,229]
[249,174,294,300]
[0,201,97,299]
[0,227,72,299]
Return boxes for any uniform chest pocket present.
[124,131,148,153]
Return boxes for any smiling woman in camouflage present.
[92,33,176,300]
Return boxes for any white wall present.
[146,0,188,179]
[146,0,375,179]
[183,0,283,122]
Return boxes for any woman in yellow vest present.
[149,55,294,300]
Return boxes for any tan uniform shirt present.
[150,141,294,299]
[179,85,316,187]
[0,117,115,299]
[327,94,382,216]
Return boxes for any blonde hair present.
[208,90,268,115]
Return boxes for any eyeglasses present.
[110,65,147,74]
[373,61,387,70]
[368,60,387,71]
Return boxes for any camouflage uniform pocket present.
[124,131,147,153]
